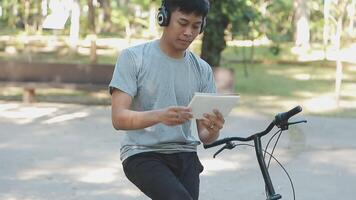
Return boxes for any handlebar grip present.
[203,138,230,149]
[275,105,302,124]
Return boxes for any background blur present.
[0,0,355,116]
[0,0,356,200]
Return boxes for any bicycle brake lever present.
[213,141,236,158]
[288,120,307,126]
[278,120,307,131]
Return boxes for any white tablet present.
[188,93,240,119]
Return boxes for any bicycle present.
[204,106,307,200]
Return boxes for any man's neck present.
[159,38,185,59]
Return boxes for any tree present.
[201,0,229,67]
[264,0,294,51]
[323,0,353,105]
[98,0,112,32]
[69,0,80,48]
[294,0,310,48]
[88,0,97,63]
[230,0,263,77]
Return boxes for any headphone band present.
[157,0,206,34]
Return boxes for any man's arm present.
[111,88,193,130]
[196,109,225,144]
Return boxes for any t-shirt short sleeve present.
[109,49,138,97]
[200,62,217,94]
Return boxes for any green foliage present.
[0,0,156,37]
[229,0,263,40]
[264,0,294,43]
[309,0,324,42]
[201,0,229,66]
[202,0,298,66]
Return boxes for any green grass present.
[222,43,297,62]
[223,57,356,118]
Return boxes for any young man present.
[109,0,225,199]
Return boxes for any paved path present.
[0,101,355,200]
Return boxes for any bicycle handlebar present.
[275,105,302,126]
[203,106,302,149]
[202,106,305,200]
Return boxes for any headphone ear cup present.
[200,17,206,34]
[157,6,169,26]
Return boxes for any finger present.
[213,109,223,119]
[210,124,219,132]
[171,106,192,112]
[200,118,211,128]
[169,112,180,119]
[204,113,224,130]
[213,109,225,124]
[204,113,217,124]
[214,122,223,130]
[172,113,191,125]
[180,112,193,120]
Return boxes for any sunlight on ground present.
[200,154,255,176]
[43,112,88,124]
[291,47,325,62]
[18,168,53,180]
[116,188,142,197]
[0,103,57,124]
[349,64,356,72]
[0,195,34,200]
[79,168,117,184]
[17,160,120,184]
[227,36,270,47]
[0,102,90,124]
[77,188,142,197]
[291,44,356,64]
[0,141,35,150]
[293,73,311,81]
[303,94,339,112]
[0,103,18,111]
[310,149,356,175]
[303,92,356,112]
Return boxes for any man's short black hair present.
[165,0,210,18]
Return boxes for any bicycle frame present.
[254,134,282,200]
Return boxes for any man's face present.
[164,10,203,51]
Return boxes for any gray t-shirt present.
[109,40,216,161]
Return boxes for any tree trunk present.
[323,0,331,58]
[24,0,30,32]
[242,35,248,77]
[88,0,96,34]
[148,3,158,38]
[88,0,97,64]
[7,2,17,28]
[348,0,356,35]
[41,0,48,16]
[100,0,111,32]
[335,18,343,106]
[294,0,310,48]
[34,0,42,32]
[200,0,229,67]
[69,0,80,48]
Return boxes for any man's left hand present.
[201,109,225,133]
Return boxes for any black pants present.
[122,152,204,200]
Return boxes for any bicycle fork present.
[254,136,282,200]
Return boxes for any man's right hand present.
[158,106,193,126]
[112,89,193,130]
